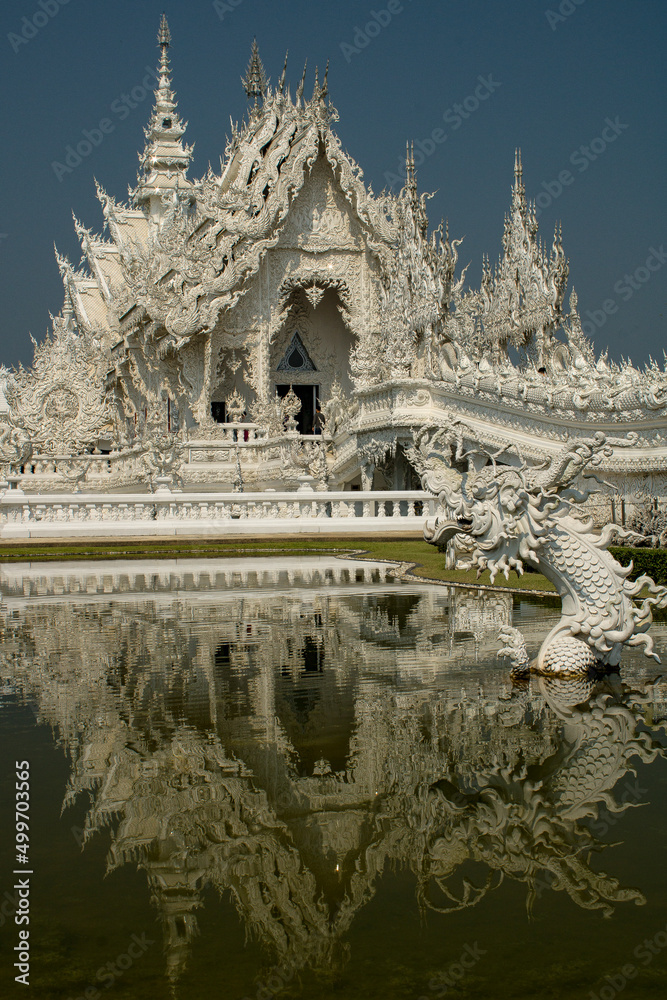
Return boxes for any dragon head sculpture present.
[414,429,667,676]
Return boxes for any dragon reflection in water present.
[1,562,666,988]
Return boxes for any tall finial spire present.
[405,141,417,197]
[242,39,268,106]
[131,16,193,218]
[511,147,526,214]
[404,141,427,233]
[158,12,170,47]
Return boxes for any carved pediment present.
[276,159,363,251]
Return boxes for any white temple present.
[1,17,666,530]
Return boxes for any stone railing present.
[188,423,268,448]
[7,428,332,491]
[355,379,667,470]
[187,428,325,461]
[0,489,435,539]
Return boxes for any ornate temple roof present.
[48,21,657,387]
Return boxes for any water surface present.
[1,556,666,999]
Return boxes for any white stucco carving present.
[420,432,667,676]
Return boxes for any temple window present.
[276,331,316,374]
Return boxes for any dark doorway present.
[276,384,319,435]
[211,401,226,423]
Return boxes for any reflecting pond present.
[1,555,667,999]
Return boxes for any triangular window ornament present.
[276,331,317,372]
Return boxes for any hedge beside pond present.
[610,546,667,585]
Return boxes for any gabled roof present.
[61,39,417,353]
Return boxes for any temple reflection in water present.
[1,556,666,989]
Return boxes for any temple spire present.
[512,147,526,213]
[131,15,193,218]
[157,11,170,47]
[405,141,416,199]
[403,141,427,235]
[242,39,268,106]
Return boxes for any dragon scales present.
[419,431,667,677]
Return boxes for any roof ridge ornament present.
[242,38,268,106]
[296,59,307,104]
[277,50,288,94]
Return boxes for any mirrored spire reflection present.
[1,556,666,990]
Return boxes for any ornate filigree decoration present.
[405,417,479,480]
[141,430,184,491]
[225,388,246,424]
[4,315,112,456]
[284,439,328,488]
[304,285,324,309]
[0,415,33,472]
[320,378,358,436]
[280,386,301,432]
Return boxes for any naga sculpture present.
[418,430,667,677]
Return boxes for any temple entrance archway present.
[270,285,355,425]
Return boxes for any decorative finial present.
[242,38,268,105]
[296,59,307,103]
[511,148,526,215]
[405,141,416,195]
[131,17,193,211]
[158,13,171,48]
[278,50,288,93]
[321,59,329,99]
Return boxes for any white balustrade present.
[0,489,436,538]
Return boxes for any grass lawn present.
[0,535,556,593]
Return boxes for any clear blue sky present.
[1,0,665,368]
